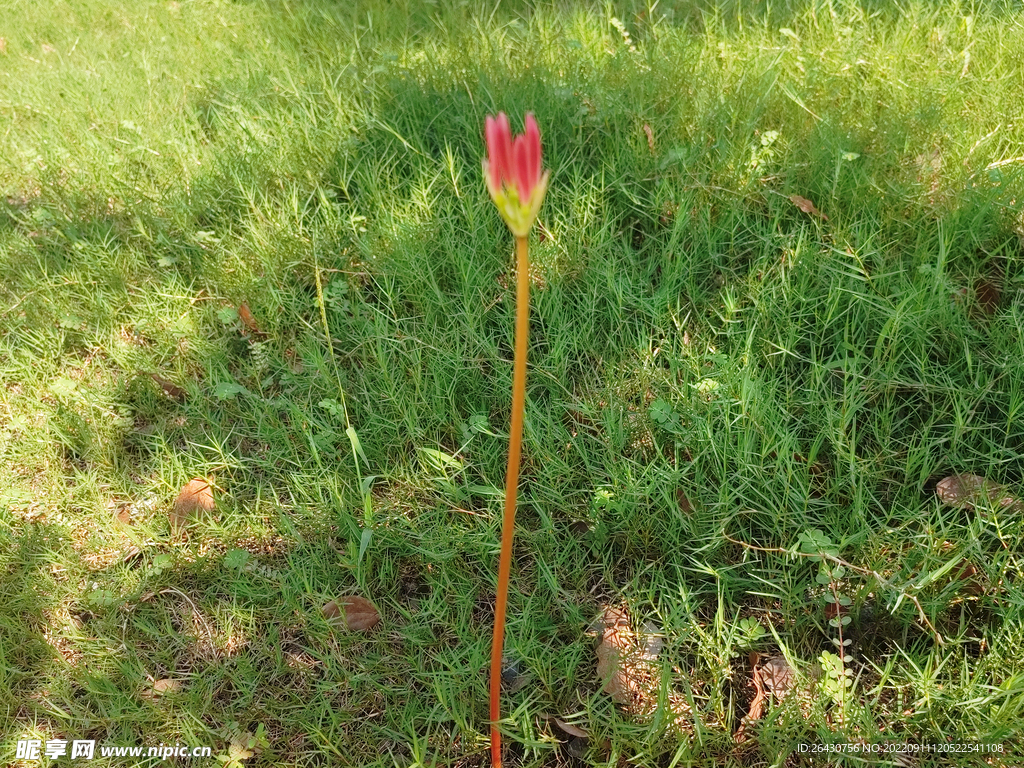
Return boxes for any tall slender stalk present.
[489,234,530,768]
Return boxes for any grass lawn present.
[3,0,1024,765]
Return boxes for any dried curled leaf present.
[323,595,380,632]
[238,302,262,335]
[553,718,589,739]
[170,479,214,533]
[592,608,666,703]
[593,606,639,704]
[591,606,692,731]
[789,194,827,220]
[734,654,795,743]
[936,474,1020,511]
[539,712,591,740]
[643,123,655,154]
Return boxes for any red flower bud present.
[483,112,549,236]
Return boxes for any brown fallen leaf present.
[170,478,215,533]
[734,654,795,743]
[759,655,795,699]
[590,606,692,731]
[936,474,1021,511]
[789,194,828,220]
[142,678,182,699]
[323,595,380,632]
[539,712,591,743]
[148,373,186,401]
[643,123,655,154]
[544,715,592,761]
[734,652,766,743]
[593,606,640,704]
[553,718,589,739]
[238,302,262,335]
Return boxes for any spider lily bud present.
[483,112,549,237]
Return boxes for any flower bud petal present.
[483,111,547,236]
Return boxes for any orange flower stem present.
[490,234,530,768]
